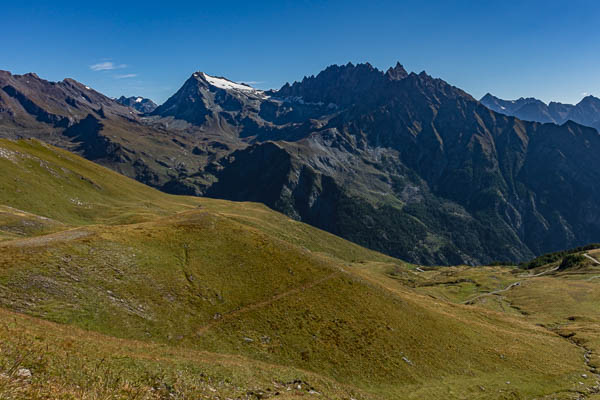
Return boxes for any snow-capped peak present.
[200,72,259,93]
[135,97,143,103]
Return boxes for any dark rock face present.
[272,62,390,107]
[2,84,70,126]
[386,62,409,80]
[115,96,157,113]
[151,74,213,124]
[3,65,600,265]
[481,93,600,131]
[63,114,110,159]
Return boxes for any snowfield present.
[200,72,258,93]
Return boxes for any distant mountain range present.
[481,93,600,131]
[2,64,600,265]
[115,95,157,113]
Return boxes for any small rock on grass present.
[16,368,32,378]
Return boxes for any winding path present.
[0,229,92,248]
[462,265,559,305]
[584,253,600,265]
[196,271,340,336]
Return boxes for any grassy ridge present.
[0,139,595,399]
[0,139,200,226]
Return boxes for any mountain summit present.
[151,71,266,125]
[115,96,157,113]
[385,62,409,80]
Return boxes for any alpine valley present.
[2,63,600,265]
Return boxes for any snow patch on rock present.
[202,73,259,93]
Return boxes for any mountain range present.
[481,93,600,131]
[2,64,600,265]
[115,95,158,113]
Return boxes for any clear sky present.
[2,0,599,105]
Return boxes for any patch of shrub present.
[559,254,586,270]
[488,260,515,266]
[520,243,600,270]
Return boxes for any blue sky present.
[2,0,599,105]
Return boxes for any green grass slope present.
[0,138,201,227]
[0,139,595,399]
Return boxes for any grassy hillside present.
[400,252,600,399]
[0,139,598,399]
